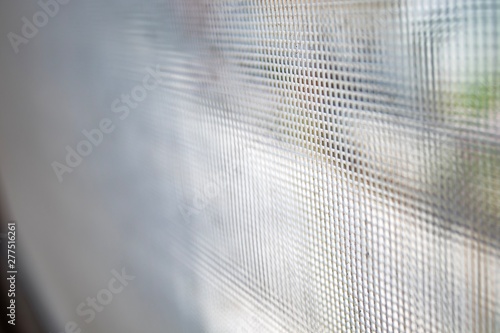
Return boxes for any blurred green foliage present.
[457,77,499,113]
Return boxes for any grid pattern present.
[139,0,500,332]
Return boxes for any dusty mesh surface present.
[153,1,500,332]
[0,0,499,332]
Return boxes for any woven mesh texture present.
[2,0,500,331]
[120,1,500,332]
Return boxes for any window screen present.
[0,0,499,332]
[146,1,500,332]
